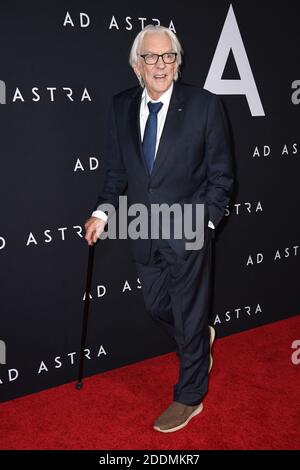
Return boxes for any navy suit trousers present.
[135,228,213,405]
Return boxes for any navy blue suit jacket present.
[94,82,234,264]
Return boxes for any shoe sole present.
[153,403,204,433]
[208,325,215,373]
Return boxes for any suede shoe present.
[153,401,203,433]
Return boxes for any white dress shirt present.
[139,83,173,156]
[92,83,214,229]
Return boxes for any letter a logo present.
[204,4,265,116]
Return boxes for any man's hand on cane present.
[84,217,106,245]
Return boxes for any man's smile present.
[153,74,167,79]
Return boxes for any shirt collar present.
[141,82,174,110]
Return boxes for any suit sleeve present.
[204,94,234,228]
[93,99,128,215]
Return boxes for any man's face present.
[134,32,178,100]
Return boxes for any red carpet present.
[0,316,299,450]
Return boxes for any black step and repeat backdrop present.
[0,0,299,402]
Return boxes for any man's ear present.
[174,63,179,78]
[133,64,143,86]
[133,64,141,80]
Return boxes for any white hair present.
[129,25,183,86]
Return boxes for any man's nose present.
[155,56,166,68]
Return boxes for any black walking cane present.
[76,243,96,390]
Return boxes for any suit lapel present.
[128,83,185,178]
[151,83,185,179]
[129,87,149,175]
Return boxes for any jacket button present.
[148,187,153,194]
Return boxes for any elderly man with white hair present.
[85,25,233,433]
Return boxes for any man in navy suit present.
[85,25,233,432]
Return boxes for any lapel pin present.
[178,108,182,111]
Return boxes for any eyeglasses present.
[139,52,177,65]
